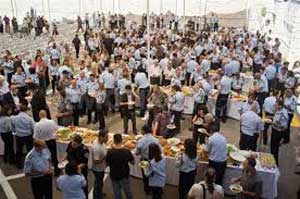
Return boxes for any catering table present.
[56,141,279,199]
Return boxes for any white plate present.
[128,101,135,105]
[230,151,246,162]
[193,118,203,125]
[167,124,176,129]
[147,103,154,109]
[239,150,251,158]
[167,138,180,146]
[230,184,243,193]
[58,160,68,169]
[198,128,209,136]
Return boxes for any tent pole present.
[183,0,186,36]
[147,0,151,83]
[10,0,15,17]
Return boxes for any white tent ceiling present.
[0,0,248,21]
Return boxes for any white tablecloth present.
[183,96,243,120]
[56,142,279,199]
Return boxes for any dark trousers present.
[215,94,229,121]
[239,133,258,151]
[45,139,59,175]
[0,132,15,163]
[193,125,205,144]
[93,170,104,199]
[171,110,182,134]
[208,160,226,185]
[75,47,80,58]
[283,113,294,144]
[15,135,33,169]
[88,109,98,123]
[178,170,196,199]
[97,108,106,131]
[271,128,284,166]
[151,186,163,199]
[256,92,267,116]
[72,103,80,126]
[141,164,150,194]
[139,87,149,117]
[263,112,274,145]
[123,110,137,134]
[31,175,52,199]
[51,75,57,93]
[105,88,115,112]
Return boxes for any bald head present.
[39,110,47,119]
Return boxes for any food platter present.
[239,150,251,158]
[230,184,243,193]
[230,151,246,163]
[167,138,180,146]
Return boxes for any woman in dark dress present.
[29,85,51,122]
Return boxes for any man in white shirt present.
[134,67,150,117]
[91,130,108,199]
[239,110,264,151]
[33,110,59,176]
[50,43,61,64]
[204,122,227,185]
[263,90,277,145]
[215,72,232,122]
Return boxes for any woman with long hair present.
[147,143,166,199]
[56,162,87,199]
[188,167,224,199]
[176,139,199,199]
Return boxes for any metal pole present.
[10,0,15,17]
[175,0,178,16]
[183,0,186,36]
[204,0,208,16]
[147,0,151,83]
[113,0,115,14]
[42,0,45,16]
[48,0,51,23]
[79,0,81,16]
[118,0,120,13]
[160,0,163,14]
[14,0,18,20]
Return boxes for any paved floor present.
[0,111,299,199]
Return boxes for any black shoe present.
[93,120,97,124]
[188,127,193,131]
[87,121,91,125]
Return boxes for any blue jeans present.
[111,178,133,199]
[93,170,104,199]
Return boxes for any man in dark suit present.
[120,85,139,135]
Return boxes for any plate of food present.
[230,184,243,194]
[227,144,238,154]
[127,101,135,105]
[147,103,154,109]
[193,118,204,126]
[58,160,69,169]
[198,128,210,136]
[171,146,180,152]
[138,160,149,169]
[230,151,246,163]
[167,124,176,130]
[167,138,180,146]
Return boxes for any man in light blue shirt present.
[11,105,34,169]
[66,79,82,126]
[283,89,297,144]
[204,122,227,185]
[136,125,160,194]
[134,67,150,117]
[101,68,116,112]
[216,72,232,122]
[264,62,277,91]
[263,90,277,145]
[240,110,264,151]
[24,139,53,199]
[271,100,289,165]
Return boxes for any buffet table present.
[56,140,279,199]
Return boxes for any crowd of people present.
[0,11,299,199]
